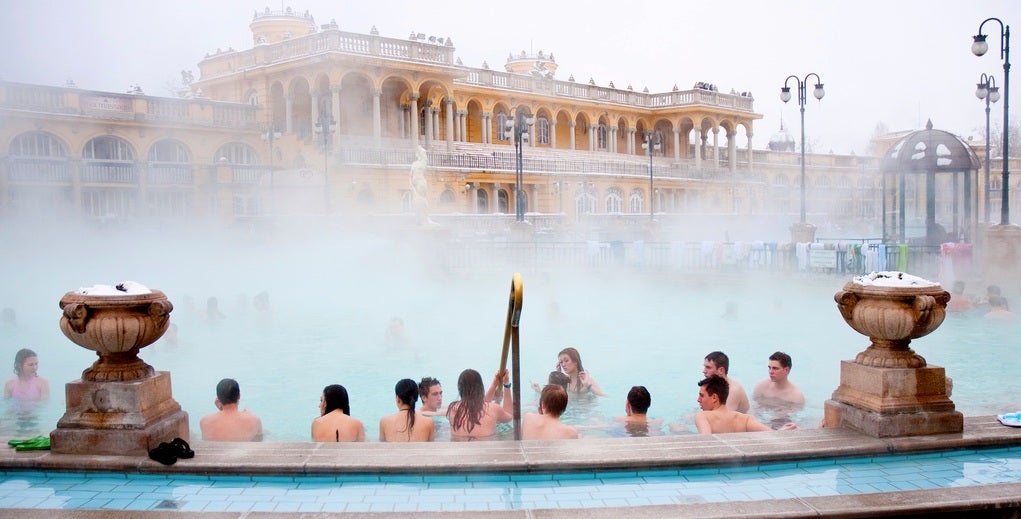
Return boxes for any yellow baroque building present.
[0,7,938,239]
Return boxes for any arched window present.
[629,188,644,214]
[575,189,596,215]
[497,189,509,213]
[495,112,510,142]
[148,139,191,163]
[476,188,489,213]
[537,116,550,145]
[597,124,608,151]
[10,131,67,157]
[357,189,374,205]
[605,187,624,213]
[214,143,258,164]
[440,189,455,204]
[84,135,134,161]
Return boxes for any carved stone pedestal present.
[824,360,962,437]
[51,371,188,455]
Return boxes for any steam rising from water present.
[1,219,1018,440]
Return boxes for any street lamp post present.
[642,130,661,220]
[316,113,336,213]
[976,73,1001,223]
[780,73,825,225]
[973,18,1011,224]
[505,112,534,222]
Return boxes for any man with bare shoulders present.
[200,378,263,441]
[753,351,806,409]
[419,377,445,417]
[615,385,663,437]
[522,384,578,440]
[703,351,750,413]
[694,375,772,434]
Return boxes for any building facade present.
[1,8,1012,240]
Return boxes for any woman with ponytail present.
[379,378,435,442]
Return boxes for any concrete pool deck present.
[2,415,1021,517]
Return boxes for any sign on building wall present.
[81,96,133,112]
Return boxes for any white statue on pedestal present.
[410,146,431,225]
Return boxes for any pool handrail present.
[498,272,523,439]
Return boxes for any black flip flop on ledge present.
[147,437,194,465]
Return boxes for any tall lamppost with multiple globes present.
[972,17,1011,224]
[642,130,661,220]
[505,111,534,222]
[976,73,1001,223]
[780,73,825,232]
[316,111,336,212]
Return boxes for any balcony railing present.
[82,163,137,184]
[148,164,193,185]
[6,159,72,182]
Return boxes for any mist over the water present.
[2,217,1018,440]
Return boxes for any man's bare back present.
[695,407,771,434]
[521,412,578,440]
[199,406,263,441]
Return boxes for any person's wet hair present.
[322,384,351,416]
[540,384,569,418]
[13,348,36,376]
[704,351,729,373]
[627,385,651,414]
[557,347,586,392]
[769,351,793,369]
[447,369,485,433]
[216,378,240,405]
[395,378,419,436]
[699,374,730,404]
[547,371,570,390]
[419,377,440,399]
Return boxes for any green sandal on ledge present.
[8,436,50,451]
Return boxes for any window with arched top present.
[575,190,596,215]
[605,187,624,213]
[148,139,191,163]
[84,135,134,161]
[495,112,510,141]
[597,124,608,150]
[440,189,455,204]
[498,189,509,213]
[476,188,489,213]
[10,131,68,157]
[214,143,258,164]
[629,188,644,214]
[537,116,550,145]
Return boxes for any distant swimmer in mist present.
[4,348,49,402]
[384,316,408,347]
[206,296,225,322]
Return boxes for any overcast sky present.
[2,0,1018,155]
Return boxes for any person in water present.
[615,385,662,436]
[555,347,605,396]
[199,378,263,441]
[521,384,578,440]
[311,384,365,442]
[446,368,513,440]
[4,348,49,401]
[702,350,749,413]
[379,378,434,442]
[694,375,773,434]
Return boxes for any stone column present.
[712,127,720,167]
[284,95,294,134]
[482,112,491,144]
[423,102,433,146]
[569,122,576,150]
[445,96,454,151]
[673,128,681,161]
[409,93,420,147]
[728,129,737,173]
[399,104,408,139]
[694,129,702,170]
[332,86,342,149]
[746,132,754,171]
[371,87,382,147]
[550,120,557,149]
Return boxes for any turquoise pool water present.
[2,226,1020,441]
[1,447,1020,512]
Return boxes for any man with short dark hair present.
[694,375,771,434]
[615,385,662,437]
[752,351,805,408]
[703,351,749,413]
[419,377,445,416]
[199,378,263,441]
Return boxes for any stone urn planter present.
[826,271,961,437]
[52,283,188,456]
[833,271,950,369]
[59,286,173,381]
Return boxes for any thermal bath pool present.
[1,226,1020,441]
